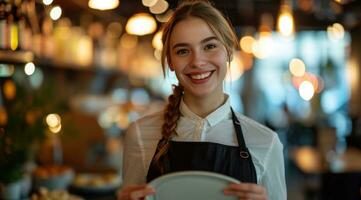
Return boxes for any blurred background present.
[0,0,361,199]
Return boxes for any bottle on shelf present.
[0,0,10,50]
[9,0,22,51]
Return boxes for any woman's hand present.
[223,183,268,200]
[117,184,156,200]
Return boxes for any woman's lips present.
[187,71,214,84]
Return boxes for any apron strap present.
[230,107,250,159]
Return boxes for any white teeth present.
[190,72,212,80]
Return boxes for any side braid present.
[153,84,184,173]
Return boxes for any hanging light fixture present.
[126,13,157,36]
[88,0,119,10]
[49,5,62,21]
[277,0,295,37]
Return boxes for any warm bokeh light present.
[292,72,319,91]
[142,0,158,7]
[43,0,53,5]
[88,0,119,10]
[49,124,62,133]
[155,9,173,22]
[327,23,345,41]
[277,5,294,37]
[126,13,157,36]
[152,31,163,50]
[50,6,62,21]
[299,80,315,101]
[294,147,322,173]
[241,51,254,71]
[76,36,93,66]
[10,25,18,50]
[3,80,16,100]
[0,107,7,125]
[120,33,138,49]
[346,59,359,91]
[46,113,61,128]
[24,62,36,76]
[252,32,273,59]
[289,58,306,77]
[154,49,162,61]
[240,36,256,54]
[225,51,244,82]
[149,0,169,14]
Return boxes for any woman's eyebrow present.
[172,36,218,50]
[200,36,218,44]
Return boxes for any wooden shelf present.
[0,50,34,64]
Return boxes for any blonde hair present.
[153,0,238,173]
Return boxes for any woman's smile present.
[187,70,215,83]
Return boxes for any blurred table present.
[68,185,118,200]
[291,147,361,173]
[291,146,361,200]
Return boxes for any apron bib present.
[146,108,257,183]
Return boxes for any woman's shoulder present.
[135,110,164,126]
[126,110,164,140]
[234,112,280,146]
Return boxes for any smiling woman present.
[118,1,286,200]
[168,18,228,104]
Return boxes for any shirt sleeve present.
[259,135,287,200]
[122,121,147,186]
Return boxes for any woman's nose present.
[190,52,207,68]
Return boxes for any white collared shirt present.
[122,96,287,200]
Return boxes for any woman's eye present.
[176,49,189,55]
[204,43,217,50]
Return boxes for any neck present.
[183,93,226,118]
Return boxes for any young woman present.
[118,1,286,200]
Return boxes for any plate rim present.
[146,171,240,200]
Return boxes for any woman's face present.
[169,17,228,99]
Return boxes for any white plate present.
[146,171,240,200]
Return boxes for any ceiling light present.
[88,0,119,10]
[43,0,53,6]
[277,3,295,37]
[50,6,62,21]
[126,13,157,36]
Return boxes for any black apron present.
[146,108,257,183]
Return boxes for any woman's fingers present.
[226,183,266,193]
[223,183,268,200]
[129,187,156,200]
[117,184,155,200]
[224,190,264,200]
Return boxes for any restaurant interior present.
[0,0,361,199]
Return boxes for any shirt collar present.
[179,94,231,127]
